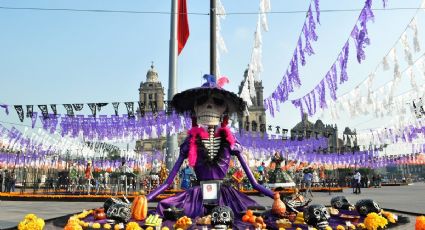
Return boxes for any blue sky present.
[0,0,424,138]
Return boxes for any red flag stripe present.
[177,0,190,55]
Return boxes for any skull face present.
[331,196,352,210]
[105,202,131,223]
[210,206,234,229]
[355,199,381,216]
[304,204,331,230]
[194,94,227,126]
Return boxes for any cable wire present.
[0,6,424,15]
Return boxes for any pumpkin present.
[94,208,106,220]
[131,195,148,220]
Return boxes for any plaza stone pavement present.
[0,183,424,229]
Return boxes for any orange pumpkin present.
[131,195,148,220]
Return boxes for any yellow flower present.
[18,214,45,230]
[336,225,345,230]
[278,228,286,230]
[348,225,356,230]
[364,212,388,230]
[296,228,302,230]
[126,222,142,230]
[24,214,37,221]
[115,224,122,230]
[324,226,332,230]
[104,223,112,229]
[357,223,366,229]
[381,211,396,224]
[92,223,101,229]
[416,216,425,230]
[36,218,45,229]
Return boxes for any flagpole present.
[166,0,178,170]
[210,0,217,77]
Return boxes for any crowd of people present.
[0,169,16,192]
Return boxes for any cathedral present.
[237,67,267,133]
[135,64,186,154]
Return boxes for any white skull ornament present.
[194,94,227,126]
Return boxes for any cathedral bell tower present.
[238,66,266,133]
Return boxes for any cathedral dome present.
[146,63,159,83]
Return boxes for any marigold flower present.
[336,225,345,230]
[364,212,388,230]
[126,222,142,230]
[416,216,425,230]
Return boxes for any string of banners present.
[0,100,172,123]
[264,0,390,117]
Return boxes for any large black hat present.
[171,75,246,115]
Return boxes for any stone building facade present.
[135,64,186,154]
[290,113,359,153]
[238,67,267,133]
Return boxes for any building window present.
[149,94,153,99]
[252,121,257,132]
[149,84,153,87]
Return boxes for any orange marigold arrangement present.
[381,210,396,224]
[416,216,425,230]
[364,212,388,230]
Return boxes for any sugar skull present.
[210,206,234,229]
[104,198,131,223]
[194,94,227,126]
[303,204,331,230]
[355,199,381,216]
[331,196,352,210]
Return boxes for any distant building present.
[290,113,358,153]
[135,64,186,154]
[138,63,165,113]
[238,67,267,133]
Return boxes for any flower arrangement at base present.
[381,210,396,224]
[336,225,345,230]
[104,223,112,229]
[357,223,366,229]
[126,222,142,230]
[364,212,388,230]
[18,214,45,230]
[324,226,332,230]
[64,217,83,230]
[416,216,425,230]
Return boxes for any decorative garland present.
[262,0,321,116]
[289,0,376,119]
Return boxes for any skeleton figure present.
[210,206,234,229]
[195,95,226,161]
[304,204,331,230]
[146,75,273,218]
[355,199,381,216]
[331,196,353,210]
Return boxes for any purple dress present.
[155,138,259,218]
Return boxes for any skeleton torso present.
[189,127,232,181]
[201,127,222,161]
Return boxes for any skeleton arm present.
[233,148,273,198]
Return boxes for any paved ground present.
[1,183,424,229]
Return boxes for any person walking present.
[353,171,361,194]
[303,168,314,197]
